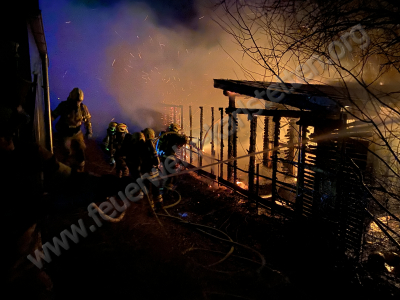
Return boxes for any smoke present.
[70,0,206,29]
[40,0,254,138]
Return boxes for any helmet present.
[142,128,155,140]
[168,123,180,133]
[108,122,118,131]
[68,88,84,102]
[116,123,128,133]
[131,132,145,144]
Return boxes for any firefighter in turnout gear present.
[51,87,92,172]
[113,123,130,178]
[1,74,127,300]
[122,131,145,180]
[102,121,118,165]
[156,123,188,195]
[141,128,163,211]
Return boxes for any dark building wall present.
[1,0,50,148]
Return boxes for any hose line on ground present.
[155,189,285,277]
[163,186,182,209]
[161,189,234,267]
[90,202,126,223]
[157,211,267,274]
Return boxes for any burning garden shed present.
[174,78,400,262]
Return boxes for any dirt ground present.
[41,139,400,300]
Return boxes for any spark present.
[62,71,67,78]
[138,53,142,59]
[130,53,134,58]
[142,71,148,75]
[159,42,165,49]
[124,68,128,73]
[144,15,148,21]
[186,49,189,54]
[112,59,116,66]
[154,67,158,70]
[115,31,123,38]
[199,16,204,19]
[166,78,170,83]
[149,36,153,41]
[65,21,71,24]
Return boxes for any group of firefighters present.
[51,87,188,211]
[100,121,187,210]
[2,81,189,298]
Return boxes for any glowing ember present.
[236,181,248,189]
[385,263,394,272]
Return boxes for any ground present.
[41,139,400,300]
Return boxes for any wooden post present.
[233,110,238,184]
[180,105,184,160]
[219,107,224,179]
[295,123,308,219]
[271,115,281,214]
[263,117,269,167]
[200,106,203,167]
[180,105,184,130]
[211,107,215,175]
[227,96,235,182]
[249,116,257,193]
[256,163,260,210]
[189,106,193,164]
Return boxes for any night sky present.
[39,0,258,140]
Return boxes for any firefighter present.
[102,121,118,165]
[122,131,146,180]
[141,128,163,211]
[51,87,92,172]
[113,123,129,178]
[1,79,126,300]
[156,123,188,195]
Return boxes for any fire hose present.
[89,202,126,223]
[157,189,272,275]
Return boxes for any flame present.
[236,180,248,189]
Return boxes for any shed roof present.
[213,79,355,112]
